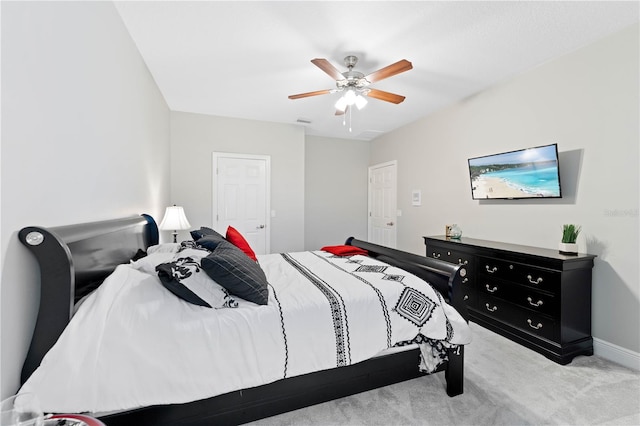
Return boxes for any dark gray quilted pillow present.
[201,240,269,305]
[190,226,225,242]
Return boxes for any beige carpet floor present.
[248,322,640,425]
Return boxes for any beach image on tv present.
[469,144,561,199]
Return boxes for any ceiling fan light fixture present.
[344,89,357,105]
[355,94,368,110]
[335,96,348,112]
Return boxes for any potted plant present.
[559,224,581,255]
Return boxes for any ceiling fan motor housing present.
[344,55,358,68]
[337,57,369,91]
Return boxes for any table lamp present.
[159,205,191,243]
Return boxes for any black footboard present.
[346,237,469,397]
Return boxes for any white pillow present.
[147,243,181,255]
[130,251,177,275]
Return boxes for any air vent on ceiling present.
[296,118,312,125]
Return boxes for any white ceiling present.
[114,1,639,141]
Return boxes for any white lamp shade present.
[335,96,348,112]
[159,206,191,231]
[354,94,368,110]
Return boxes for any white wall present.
[370,24,640,358]
[169,112,306,253]
[304,135,369,250]
[0,2,171,397]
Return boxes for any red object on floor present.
[49,414,106,426]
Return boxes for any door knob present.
[256,225,265,229]
[386,221,394,226]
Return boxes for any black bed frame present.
[19,215,469,426]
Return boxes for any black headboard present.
[18,214,158,383]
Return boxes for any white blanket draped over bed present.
[21,250,471,414]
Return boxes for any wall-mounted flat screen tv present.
[468,143,562,200]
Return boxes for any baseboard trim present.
[593,338,640,371]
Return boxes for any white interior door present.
[368,161,397,248]
[213,153,270,255]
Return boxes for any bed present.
[17,214,470,425]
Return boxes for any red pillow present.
[321,245,368,257]
[226,226,258,261]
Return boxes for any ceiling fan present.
[288,55,413,115]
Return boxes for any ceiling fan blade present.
[288,89,332,100]
[311,58,346,81]
[366,88,406,104]
[364,59,413,83]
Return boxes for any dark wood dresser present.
[424,236,596,364]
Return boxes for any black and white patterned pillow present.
[201,240,269,305]
[156,248,238,309]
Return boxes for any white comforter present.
[21,251,471,414]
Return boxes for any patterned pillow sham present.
[201,240,269,305]
[156,248,238,309]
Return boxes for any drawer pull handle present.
[485,284,498,293]
[486,265,498,274]
[432,252,441,259]
[463,295,469,301]
[527,275,543,285]
[458,259,468,265]
[485,303,498,312]
[527,319,543,330]
[527,297,544,307]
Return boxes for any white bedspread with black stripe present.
[21,251,471,414]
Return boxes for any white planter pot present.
[559,242,578,255]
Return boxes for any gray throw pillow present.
[201,240,269,305]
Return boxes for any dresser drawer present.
[478,278,558,317]
[477,293,558,341]
[477,256,559,293]
[428,246,474,268]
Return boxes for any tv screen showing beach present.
[468,144,562,200]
